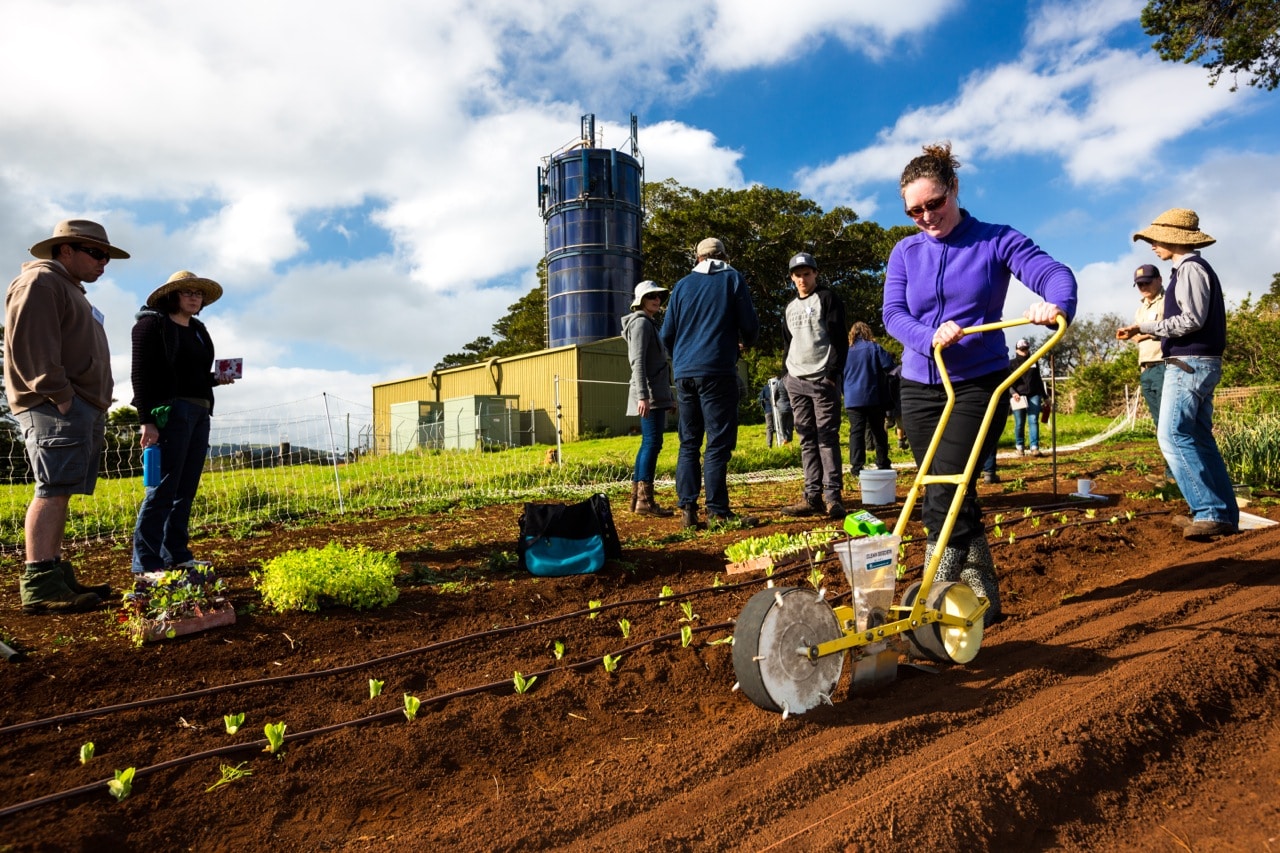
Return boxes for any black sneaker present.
[981,472,1000,484]
[825,502,847,520]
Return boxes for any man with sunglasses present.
[5,220,128,614]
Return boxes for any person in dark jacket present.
[780,252,849,519]
[131,270,233,573]
[660,237,760,529]
[758,374,793,447]
[1009,338,1047,454]
[842,322,895,474]
[1119,208,1237,541]
[622,280,674,518]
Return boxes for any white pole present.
[554,374,563,467]
[323,393,345,513]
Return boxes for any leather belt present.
[1164,357,1193,374]
[1140,362,1163,371]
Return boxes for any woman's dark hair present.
[900,141,961,194]
[155,290,202,315]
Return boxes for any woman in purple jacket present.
[883,143,1077,626]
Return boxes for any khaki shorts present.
[16,397,106,498]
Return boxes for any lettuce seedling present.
[403,694,421,721]
[369,678,384,699]
[602,653,621,673]
[618,618,631,639]
[806,567,823,591]
[263,721,287,755]
[224,713,245,734]
[108,767,135,802]
[706,635,733,646]
[680,624,693,648]
[79,742,94,765]
[658,585,674,604]
[513,671,536,694]
[679,601,698,622]
[206,762,253,793]
[587,599,602,619]
[553,640,565,660]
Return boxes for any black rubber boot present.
[960,536,1003,626]
[20,561,102,615]
[58,558,112,599]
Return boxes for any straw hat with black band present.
[1132,208,1215,249]
[29,219,130,260]
[146,270,223,309]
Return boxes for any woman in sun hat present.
[130,270,233,575]
[622,280,674,517]
[1118,208,1237,541]
[883,141,1078,626]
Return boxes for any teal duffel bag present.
[518,494,621,577]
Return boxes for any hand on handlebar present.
[931,320,965,350]
[1023,302,1065,326]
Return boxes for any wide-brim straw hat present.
[29,219,130,260]
[147,270,223,308]
[631,280,668,310]
[1132,208,1215,249]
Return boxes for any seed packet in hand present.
[216,358,243,381]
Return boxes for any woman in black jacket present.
[130,270,231,574]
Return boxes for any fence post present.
[553,374,563,468]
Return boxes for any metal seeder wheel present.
[732,587,844,716]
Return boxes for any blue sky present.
[2,0,1277,417]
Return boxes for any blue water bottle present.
[142,445,161,488]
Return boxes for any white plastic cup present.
[1077,478,1093,495]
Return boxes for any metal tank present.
[538,114,643,348]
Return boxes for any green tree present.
[1141,0,1280,91]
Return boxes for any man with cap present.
[1119,208,1237,540]
[1120,264,1171,483]
[660,237,760,529]
[779,251,849,519]
[5,220,128,613]
[1009,337,1046,456]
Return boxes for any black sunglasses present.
[69,243,111,262]
[904,193,950,219]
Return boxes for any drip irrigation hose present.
[0,570,798,738]
[0,620,733,820]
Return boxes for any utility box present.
[442,395,521,450]
[389,401,443,453]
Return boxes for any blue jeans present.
[1157,357,1238,528]
[1139,363,1164,428]
[675,376,739,516]
[632,408,667,483]
[132,399,211,571]
[1012,395,1042,449]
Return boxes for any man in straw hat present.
[5,220,129,613]
[660,237,760,529]
[1118,208,1237,540]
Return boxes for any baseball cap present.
[1133,264,1161,285]
[696,237,725,258]
[1015,339,1030,350]
[788,252,817,272]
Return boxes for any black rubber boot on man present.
[20,560,102,615]
[58,558,112,599]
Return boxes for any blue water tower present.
[538,114,643,348]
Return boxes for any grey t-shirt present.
[784,293,833,380]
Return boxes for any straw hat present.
[630,280,668,310]
[1132,208,1215,249]
[146,270,223,308]
[29,219,130,260]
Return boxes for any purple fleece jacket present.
[883,211,1077,385]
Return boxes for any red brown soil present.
[2,445,1279,852]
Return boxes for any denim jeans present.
[1012,394,1042,449]
[1139,363,1164,428]
[132,399,211,571]
[901,369,1009,545]
[675,376,740,515]
[1157,357,1238,528]
[632,408,667,483]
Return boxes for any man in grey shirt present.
[779,252,848,519]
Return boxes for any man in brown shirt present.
[5,220,127,613]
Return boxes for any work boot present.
[57,558,112,599]
[19,560,102,615]
[681,505,699,530]
[1182,519,1237,540]
[629,481,639,513]
[635,481,674,518]
[959,536,1003,626]
[922,540,966,584]
[825,501,847,521]
[780,496,823,517]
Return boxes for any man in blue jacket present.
[661,238,760,529]
[780,252,849,519]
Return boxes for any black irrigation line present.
[0,569,802,738]
[0,620,734,820]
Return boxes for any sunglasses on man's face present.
[70,243,111,262]
[904,193,950,220]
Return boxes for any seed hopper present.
[733,317,1067,715]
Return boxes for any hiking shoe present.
[681,506,699,529]
[1169,514,1193,529]
[825,502,847,520]
[1182,519,1237,540]
[981,472,1000,484]
[709,512,759,529]
[779,499,822,517]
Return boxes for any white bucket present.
[858,468,897,505]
